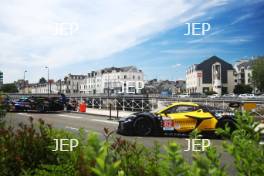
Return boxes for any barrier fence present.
[6,93,264,113]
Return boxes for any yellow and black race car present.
[117,102,236,136]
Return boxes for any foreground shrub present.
[0,117,59,176]
[218,112,264,176]
[0,94,6,127]
[0,111,263,176]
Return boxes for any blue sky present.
[0,0,264,83]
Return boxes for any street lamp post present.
[23,70,27,94]
[45,66,50,95]
[107,72,110,97]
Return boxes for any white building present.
[186,56,235,95]
[0,71,3,88]
[31,81,57,94]
[233,59,253,86]
[80,66,144,95]
[64,74,86,94]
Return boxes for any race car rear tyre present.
[134,116,153,136]
[36,105,45,113]
[217,118,236,134]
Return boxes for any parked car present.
[189,93,207,98]
[238,94,255,99]
[117,102,236,136]
[10,95,66,112]
[208,94,220,99]
[222,93,236,98]
[256,94,264,99]
[177,93,189,98]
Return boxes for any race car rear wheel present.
[134,116,153,136]
[36,104,46,113]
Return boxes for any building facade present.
[0,71,3,88]
[64,74,86,94]
[80,66,144,95]
[186,56,235,95]
[30,80,57,94]
[175,80,186,93]
[19,66,144,95]
[233,59,253,86]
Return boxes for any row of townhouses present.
[186,56,256,95]
[22,66,144,95]
[0,71,3,88]
[19,56,257,96]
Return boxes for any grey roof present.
[196,56,233,70]
[101,66,141,73]
[237,60,253,70]
[175,80,186,88]
[68,74,86,77]
[195,56,234,84]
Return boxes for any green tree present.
[0,83,18,93]
[39,77,47,84]
[233,84,253,94]
[252,57,264,92]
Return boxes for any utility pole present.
[23,70,27,94]
[45,66,50,96]
[107,72,110,97]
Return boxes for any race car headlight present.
[119,116,134,122]
[215,113,222,118]
[222,112,235,116]
[215,112,235,118]
[124,118,132,123]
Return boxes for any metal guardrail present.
[6,93,264,112]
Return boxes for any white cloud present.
[161,48,235,56]
[0,0,228,82]
[171,64,181,68]
[188,36,253,44]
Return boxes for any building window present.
[124,75,127,79]
[128,87,135,93]
[138,82,142,88]
[203,87,209,93]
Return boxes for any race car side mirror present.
[197,109,203,113]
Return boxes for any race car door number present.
[163,120,175,131]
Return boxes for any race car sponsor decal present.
[163,120,174,131]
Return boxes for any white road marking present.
[65,126,79,131]
[57,114,83,119]
[91,119,118,124]
[17,113,32,117]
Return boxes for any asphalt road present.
[4,112,236,174]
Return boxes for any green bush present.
[0,112,263,176]
[0,93,6,127]
[218,112,264,176]
[0,118,59,176]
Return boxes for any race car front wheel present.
[217,118,236,134]
[134,116,153,136]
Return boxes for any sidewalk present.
[78,108,134,118]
